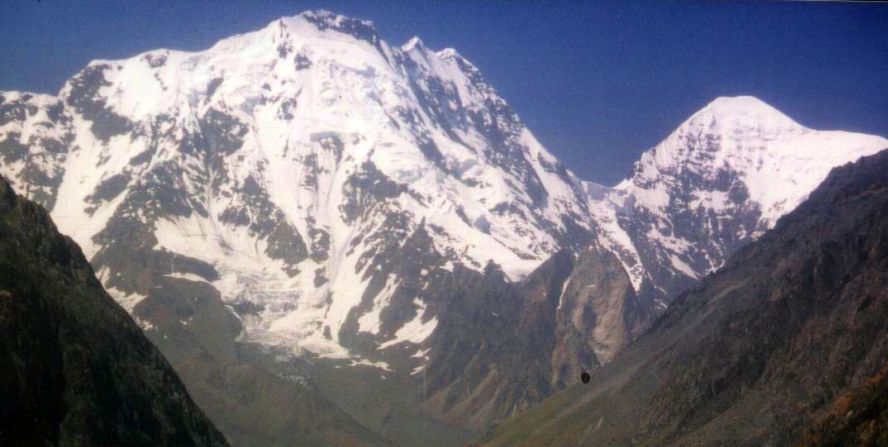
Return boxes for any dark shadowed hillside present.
[799,363,888,447]
[481,148,888,446]
[0,175,229,446]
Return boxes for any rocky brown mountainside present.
[481,148,888,446]
[419,243,648,430]
[0,175,228,446]
[799,363,888,446]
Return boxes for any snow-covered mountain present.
[585,96,888,308]
[2,9,887,436]
[0,10,592,363]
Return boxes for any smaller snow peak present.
[703,96,785,119]
[708,95,769,107]
[684,95,804,135]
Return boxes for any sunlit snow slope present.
[0,11,593,364]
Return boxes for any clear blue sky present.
[2,0,887,185]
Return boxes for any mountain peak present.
[401,36,425,52]
[596,94,888,305]
[706,95,773,109]
[241,10,382,51]
[295,9,380,44]
[436,47,462,61]
[683,95,804,134]
[2,7,595,364]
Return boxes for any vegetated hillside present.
[481,148,888,446]
[0,175,228,446]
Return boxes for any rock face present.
[0,176,229,446]
[2,9,888,438]
[481,149,888,446]
[420,245,648,430]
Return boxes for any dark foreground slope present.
[481,149,888,446]
[0,176,229,446]
[800,363,888,446]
